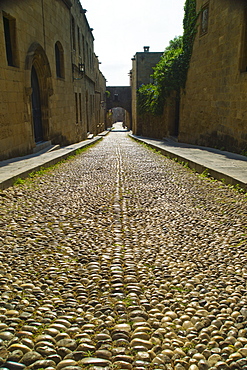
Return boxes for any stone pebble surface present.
[0,131,247,370]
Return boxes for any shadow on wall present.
[51,133,71,147]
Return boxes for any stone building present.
[131,47,163,136]
[0,0,106,161]
[179,0,247,153]
[106,86,132,128]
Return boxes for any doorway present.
[31,66,43,142]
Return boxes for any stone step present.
[33,141,60,154]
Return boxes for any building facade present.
[0,0,106,161]
[179,0,247,153]
[106,86,131,128]
[131,47,163,136]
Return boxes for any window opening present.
[3,14,17,66]
[79,93,82,122]
[82,35,85,62]
[71,16,76,50]
[75,93,78,123]
[77,26,81,56]
[240,7,247,72]
[86,42,89,69]
[200,4,209,36]
[55,43,61,77]
[55,42,64,78]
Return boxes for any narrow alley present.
[0,127,247,370]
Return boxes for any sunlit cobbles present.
[27,359,56,369]
[0,332,15,341]
[0,131,247,369]
[1,361,25,370]
[79,357,110,366]
[20,351,42,366]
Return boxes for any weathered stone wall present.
[131,50,163,135]
[135,93,179,139]
[0,0,106,161]
[137,113,166,139]
[179,0,247,153]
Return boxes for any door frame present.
[25,42,53,144]
[31,65,43,142]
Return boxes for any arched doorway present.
[25,42,53,145]
[31,66,43,142]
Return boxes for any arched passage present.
[107,107,130,130]
[25,42,53,144]
[106,86,132,129]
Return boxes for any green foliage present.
[165,35,183,51]
[200,168,210,178]
[240,149,247,157]
[13,177,26,185]
[137,0,197,115]
[137,83,161,115]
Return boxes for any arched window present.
[55,41,64,78]
[200,4,209,36]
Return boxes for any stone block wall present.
[135,92,179,139]
[0,0,106,161]
[179,0,247,153]
[131,49,163,136]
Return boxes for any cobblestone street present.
[0,129,247,370]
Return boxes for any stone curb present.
[130,134,247,192]
[0,136,103,190]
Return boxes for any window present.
[75,93,78,123]
[89,48,92,70]
[77,26,81,56]
[55,42,64,78]
[82,35,85,62]
[240,7,247,72]
[200,4,209,36]
[71,16,76,50]
[90,95,94,116]
[3,13,18,66]
[79,93,82,122]
[86,42,89,68]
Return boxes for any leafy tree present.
[137,0,197,115]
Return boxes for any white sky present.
[80,0,185,86]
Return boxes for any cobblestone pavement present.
[0,130,247,370]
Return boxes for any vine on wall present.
[137,0,197,115]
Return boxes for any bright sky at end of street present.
[80,0,185,87]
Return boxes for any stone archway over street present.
[106,86,131,128]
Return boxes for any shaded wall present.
[179,0,247,153]
[131,50,163,135]
[0,0,106,160]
